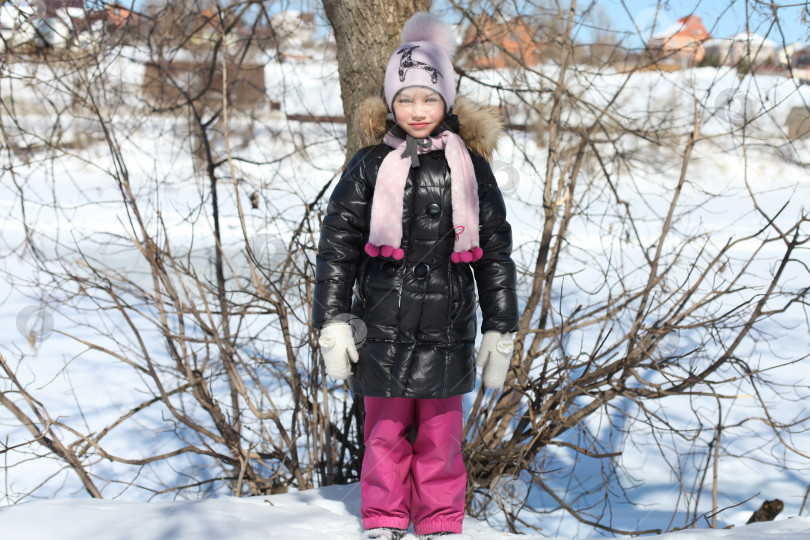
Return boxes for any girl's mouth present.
[410,123,429,128]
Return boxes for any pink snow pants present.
[361,396,466,535]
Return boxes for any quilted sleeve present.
[311,148,376,329]
[470,154,520,334]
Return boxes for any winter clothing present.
[314,14,519,538]
[384,12,457,113]
[312,96,519,399]
[318,321,359,380]
[361,396,466,535]
[367,125,482,263]
[476,330,515,388]
[375,12,479,262]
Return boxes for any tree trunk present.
[322,0,431,158]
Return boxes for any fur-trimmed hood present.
[356,96,503,161]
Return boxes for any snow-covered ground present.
[2,483,809,540]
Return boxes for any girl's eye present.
[427,97,438,103]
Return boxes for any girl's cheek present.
[393,106,409,126]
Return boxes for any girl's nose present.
[412,103,430,115]
[411,101,431,113]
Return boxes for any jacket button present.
[413,263,430,279]
[426,203,440,217]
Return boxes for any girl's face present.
[392,87,445,138]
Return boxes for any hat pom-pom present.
[401,12,457,59]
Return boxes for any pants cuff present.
[413,519,463,535]
[362,516,411,531]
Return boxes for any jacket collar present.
[357,96,503,161]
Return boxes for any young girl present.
[312,12,518,540]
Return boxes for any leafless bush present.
[1,0,357,501]
[447,0,810,534]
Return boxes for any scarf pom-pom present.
[365,243,404,260]
[452,247,483,263]
[365,243,381,257]
[381,245,404,260]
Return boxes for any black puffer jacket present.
[312,97,519,399]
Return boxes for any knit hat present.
[383,12,457,113]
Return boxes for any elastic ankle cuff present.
[413,518,463,535]
[363,516,410,531]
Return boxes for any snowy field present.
[1,47,810,539]
[2,484,810,539]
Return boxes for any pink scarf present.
[364,130,482,264]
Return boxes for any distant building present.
[271,10,315,48]
[777,42,804,66]
[188,7,255,51]
[1,0,139,51]
[104,4,137,31]
[142,60,267,109]
[731,31,776,65]
[68,3,136,35]
[649,15,709,67]
[460,14,543,69]
[789,46,810,83]
[703,32,777,68]
[6,0,83,50]
[43,0,83,18]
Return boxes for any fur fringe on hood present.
[357,96,503,162]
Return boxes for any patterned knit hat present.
[383,12,457,113]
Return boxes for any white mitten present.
[318,321,359,380]
[476,331,515,389]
